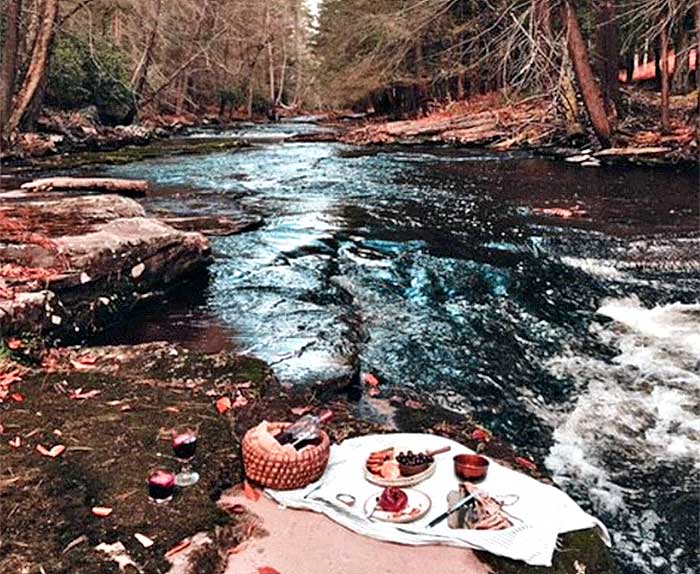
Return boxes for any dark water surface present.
[105,124,699,574]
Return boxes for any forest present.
[0,0,698,150]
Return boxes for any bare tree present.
[0,0,21,135]
[564,0,612,146]
[5,0,59,137]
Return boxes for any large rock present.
[0,192,211,340]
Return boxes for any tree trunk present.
[533,0,553,91]
[695,0,699,155]
[0,0,21,136]
[593,0,621,116]
[624,46,636,84]
[671,30,690,94]
[660,25,670,133]
[131,0,162,99]
[5,0,58,138]
[564,0,612,147]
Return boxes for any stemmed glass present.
[172,430,200,487]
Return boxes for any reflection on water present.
[105,127,699,574]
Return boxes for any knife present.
[427,493,477,528]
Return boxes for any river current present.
[105,123,699,574]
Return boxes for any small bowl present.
[399,462,430,477]
[453,454,489,481]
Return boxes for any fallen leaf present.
[290,406,312,417]
[363,373,380,387]
[92,506,113,518]
[10,392,25,402]
[163,406,180,413]
[472,428,491,442]
[228,542,247,555]
[70,356,98,371]
[9,436,21,448]
[216,396,232,415]
[165,540,191,557]
[134,533,154,548]
[368,387,380,397]
[69,388,101,400]
[36,444,66,458]
[515,456,537,472]
[0,424,4,434]
[6,338,23,350]
[257,567,281,574]
[0,368,22,386]
[62,534,88,554]
[404,399,425,410]
[232,394,249,408]
[243,480,261,502]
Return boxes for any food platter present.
[364,446,443,487]
[363,461,436,487]
[363,489,431,523]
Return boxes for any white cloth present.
[267,433,610,567]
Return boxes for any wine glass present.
[148,469,176,504]
[172,430,200,487]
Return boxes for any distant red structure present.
[620,49,697,82]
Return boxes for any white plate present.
[363,489,432,523]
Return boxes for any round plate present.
[364,461,436,487]
[364,489,432,523]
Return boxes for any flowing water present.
[105,123,699,573]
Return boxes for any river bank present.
[340,91,699,166]
[0,340,612,574]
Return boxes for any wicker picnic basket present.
[242,422,330,490]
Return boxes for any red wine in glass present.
[148,469,176,503]
[173,433,199,487]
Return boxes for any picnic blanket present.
[267,433,610,567]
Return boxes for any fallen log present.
[593,146,672,158]
[20,177,149,197]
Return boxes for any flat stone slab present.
[217,494,490,574]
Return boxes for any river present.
[103,122,698,574]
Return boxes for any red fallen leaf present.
[515,456,537,472]
[0,368,23,386]
[257,567,281,574]
[404,399,425,410]
[243,480,261,502]
[11,392,25,402]
[41,349,62,373]
[368,387,380,397]
[70,356,98,371]
[290,406,312,416]
[92,506,113,517]
[36,444,66,458]
[216,396,232,415]
[69,388,102,400]
[9,436,21,448]
[363,373,380,387]
[472,428,491,442]
[6,338,23,350]
[165,540,191,558]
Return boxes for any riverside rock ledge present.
[0,190,212,340]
